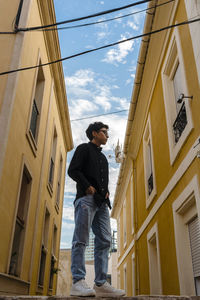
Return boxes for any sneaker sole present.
[95,293,125,297]
[70,292,96,297]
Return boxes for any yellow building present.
[56,249,72,296]
[0,0,73,295]
[111,0,200,296]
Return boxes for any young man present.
[68,122,125,297]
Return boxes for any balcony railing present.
[173,102,187,144]
[148,173,153,196]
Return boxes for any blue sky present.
[53,0,146,248]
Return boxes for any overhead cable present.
[17,0,153,32]
[0,0,174,34]
[1,17,200,76]
[71,109,128,121]
[49,0,174,32]
[37,0,174,32]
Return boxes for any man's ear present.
[92,130,98,139]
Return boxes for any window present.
[117,271,120,289]
[9,165,32,277]
[143,115,156,208]
[117,219,121,257]
[55,155,63,209]
[172,175,200,295]
[184,1,200,84]
[123,200,127,248]
[147,223,162,294]
[38,209,50,287]
[162,30,193,164]
[48,128,57,189]
[123,263,127,293]
[132,253,136,296]
[49,225,58,290]
[29,64,45,142]
[130,174,134,234]
[188,217,200,295]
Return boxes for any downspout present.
[15,0,24,32]
[133,161,140,294]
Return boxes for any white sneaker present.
[94,281,126,297]
[70,279,96,297]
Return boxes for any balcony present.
[173,102,187,144]
[148,173,153,196]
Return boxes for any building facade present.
[111,0,200,297]
[0,0,73,295]
[56,249,72,296]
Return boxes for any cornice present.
[37,0,73,151]
[111,0,178,218]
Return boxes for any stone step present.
[0,296,200,300]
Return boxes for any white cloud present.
[62,206,74,222]
[127,20,139,31]
[66,69,94,88]
[65,175,76,194]
[102,36,134,65]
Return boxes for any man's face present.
[93,127,109,145]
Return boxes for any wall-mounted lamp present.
[177,93,193,104]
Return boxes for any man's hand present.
[105,192,109,199]
[86,186,96,195]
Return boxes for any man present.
[68,122,125,297]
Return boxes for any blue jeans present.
[71,194,111,285]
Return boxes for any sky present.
[53,0,146,249]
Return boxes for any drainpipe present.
[133,161,140,295]
[15,0,24,32]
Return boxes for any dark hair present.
[86,122,109,141]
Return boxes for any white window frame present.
[143,114,157,208]
[147,223,162,294]
[172,175,200,295]
[132,253,136,296]
[161,28,193,165]
[123,199,127,248]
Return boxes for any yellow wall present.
[114,0,200,296]
[0,0,72,295]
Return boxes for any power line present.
[0,0,174,35]
[0,17,200,76]
[37,0,174,32]
[17,0,153,32]
[71,109,128,122]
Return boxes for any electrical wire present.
[37,0,174,32]
[0,17,200,76]
[0,31,15,34]
[17,0,153,32]
[71,109,128,122]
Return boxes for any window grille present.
[49,158,54,185]
[173,102,187,143]
[148,173,153,196]
[30,99,39,139]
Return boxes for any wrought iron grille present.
[30,99,39,139]
[173,102,187,143]
[49,158,54,185]
[148,173,153,196]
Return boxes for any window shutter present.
[188,216,200,278]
